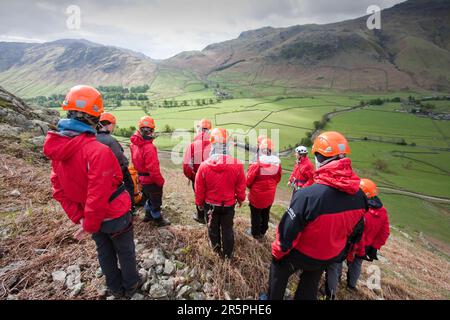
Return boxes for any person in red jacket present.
[288,145,314,192]
[195,128,246,259]
[183,119,212,224]
[43,85,140,298]
[246,138,282,239]
[324,178,390,299]
[266,131,367,300]
[130,116,170,227]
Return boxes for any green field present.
[48,72,450,247]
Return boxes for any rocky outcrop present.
[0,86,59,152]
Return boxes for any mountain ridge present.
[1,0,450,96]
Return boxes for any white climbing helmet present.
[295,145,308,155]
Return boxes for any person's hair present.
[67,110,99,126]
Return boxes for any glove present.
[365,246,378,261]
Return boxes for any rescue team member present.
[182,119,212,224]
[246,138,282,239]
[267,131,367,300]
[287,145,315,192]
[252,134,267,162]
[195,128,246,259]
[130,116,170,227]
[325,178,390,299]
[43,85,140,298]
[96,112,136,213]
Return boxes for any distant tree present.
[372,158,390,172]
[163,124,174,133]
[369,98,384,106]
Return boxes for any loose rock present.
[131,293,144,300]
[65,265,81,290]
[189,292,206,300]
[177,285,192,299]
[149,284,167,299]
[52,270,67,283]
[164,260,175,275]
[10,189,21,197]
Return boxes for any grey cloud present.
[0,0,406,58]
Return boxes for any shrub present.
[372,158,390,172]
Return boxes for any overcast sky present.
[0,0,406,59]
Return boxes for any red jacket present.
[195,154,246,207]
[130,132,164,187]
[288,156,315,188]
[183,132,211,181]
[246,155,282,209]
[272,158,367,262]
[43,132,131,233]
[351,198,390,260]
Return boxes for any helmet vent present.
[75,100,86,108]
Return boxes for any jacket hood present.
[43,131,95,161]
[258,154,281,166]
[57,118,96,134]
[314,158,361,195]
[205,154,240,172]
[130,131,153,147]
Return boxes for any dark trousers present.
[250,204,270,237]
[142,184,163,218]
[206,204,235,259]
[325,258,363,296]
[268,249,325,300]
[122,168,135,208]
[191,179,205,221]
[92,215,139,292]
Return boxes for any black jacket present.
[96,132,129,171]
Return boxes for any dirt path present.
[378,187,450,204]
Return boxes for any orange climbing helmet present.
[360,178,379,198]
[259,138,274,151]
[312,131,351,157]
[199,119,212,130]
[257,135,267,145]
[138,116,156,129]
[210,128,229,144]
[100,112,117,124]
[62,85,103,117]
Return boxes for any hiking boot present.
[143,215,154,223]
[245,228,262,240]
[346,284,358,292]
[107,288,124,299]
[124,275,145,299]
[155,216,171,227]
[192,213,206,224]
